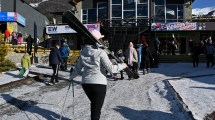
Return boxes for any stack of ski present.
[63,10,139,79]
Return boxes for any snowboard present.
[63,10,139,79]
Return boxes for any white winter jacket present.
[70,45,126,85]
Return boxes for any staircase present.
[159,54,207,63]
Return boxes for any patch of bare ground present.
[204,111,215,120]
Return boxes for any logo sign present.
[0,12,26,26]
[0,12,15,21]
[46,24,100,34]
[46,25,76,34]
[16,13,26,26]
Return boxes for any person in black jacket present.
[48,43,63,85]
[142,44,154,75]
[26,35,33,55]
[191,43,200,68]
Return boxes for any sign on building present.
[151,22,198,31]
[0,12,26,26]
[151,22,215,31]
[46,24,100,34]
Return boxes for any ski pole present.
[60,80,72,120]
[72,79,75,120]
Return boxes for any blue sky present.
[192,0,215,8]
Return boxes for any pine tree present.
[0,41,8,62]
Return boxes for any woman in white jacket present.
[70,29,127,120]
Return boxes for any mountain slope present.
[192,6,215,16]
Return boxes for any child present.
[21,53,31,77]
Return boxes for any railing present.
[81,17,215,28]
[101,18,151,27]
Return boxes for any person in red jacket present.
[5,29,10,43]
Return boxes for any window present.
[83,9,87,14]
[88,9,97,23]
[109,0,150,26]
[82,9,88,23]
[178,5,184,20]
[155,6,165,21]
[112,5,122,17]
[82,9,97,23]
[137,4,148,17]
[154,0,184,22]
[166,5,177,20]
[124,0,135,10]
[97,2,108,20]
[124,11,135,18]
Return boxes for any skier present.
[70,29,127,120]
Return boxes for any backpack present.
[60,46,69,57]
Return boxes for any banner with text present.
[46,24,100,34]
[151,22,198,31]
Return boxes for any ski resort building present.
[72,0,214,55]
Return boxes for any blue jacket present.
[60,44,70,58]
[49,47,63,65]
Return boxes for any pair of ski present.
[63,10,139,79]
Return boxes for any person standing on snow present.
[136,44,143,70]
[48,43,63,85]
[142,44,154,74]
[204,37,215,68]
[21,53,31,77]
[153,37,160,68]
[70,29,127,120]
[59,40,70,71]
[191,43,200,68]
[125,42,138,79]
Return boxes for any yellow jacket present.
[21,54,31,68]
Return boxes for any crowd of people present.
[189,36,215,68]
[0,29,24,45]
[107,35,160,80]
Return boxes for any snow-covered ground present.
[0,63,214,120]
[192,6,215,16]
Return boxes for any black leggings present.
[51,64,59,83]
[82,84,107,120]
